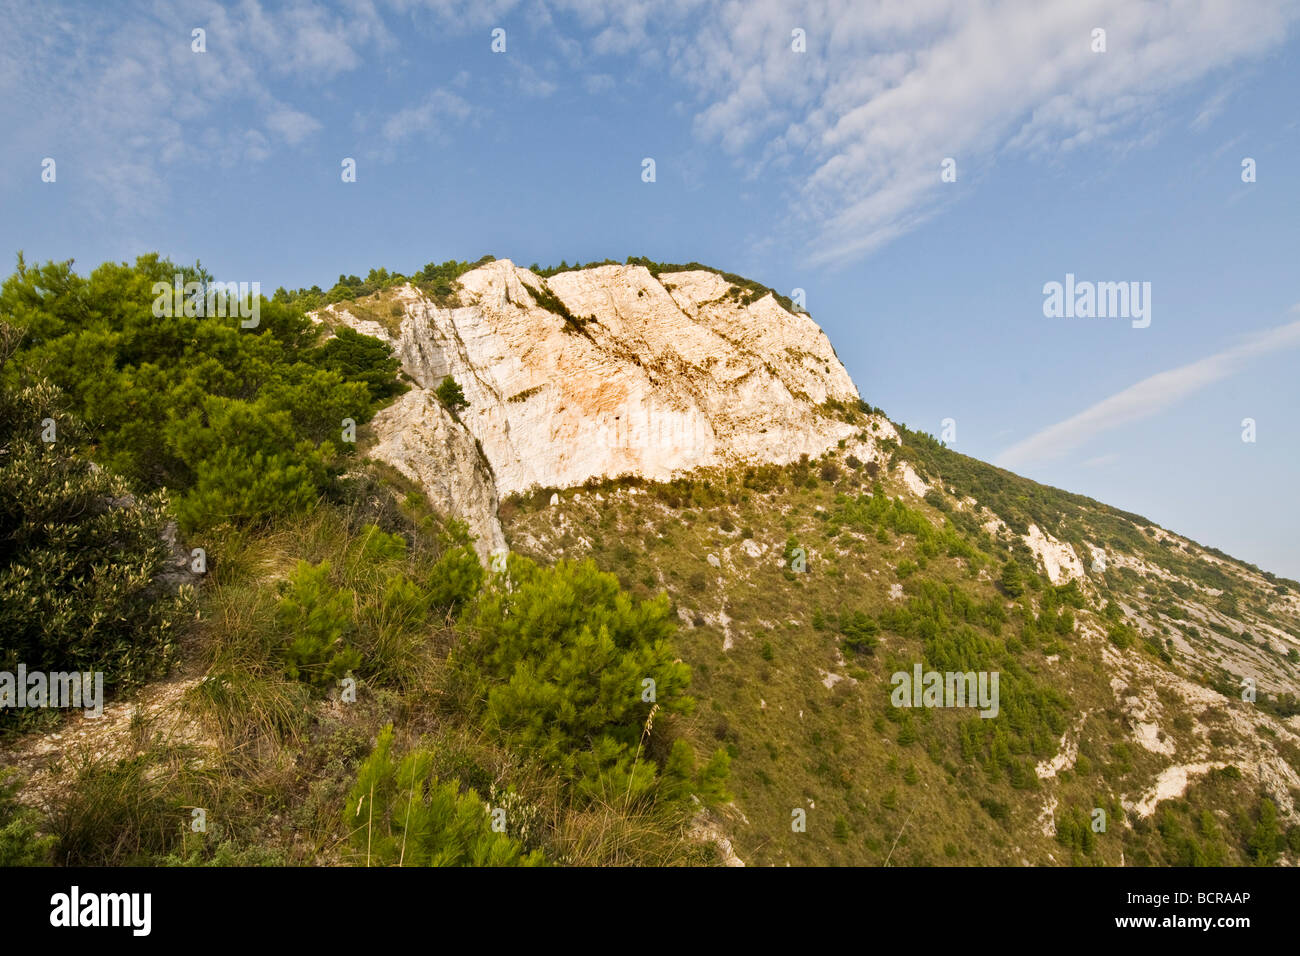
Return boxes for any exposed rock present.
[1024,523,1085,584]
[898,462,929,498]
[155,519,205,592]
[319,260,863,561]
[364,389,506,562]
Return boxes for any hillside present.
[1,254,1297,867]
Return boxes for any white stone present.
[1024,524,1085,584]
[320,260,863,564]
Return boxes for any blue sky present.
[1,0,1297,577]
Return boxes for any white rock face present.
[898,461,929,498]
[1024,524,1085,585]
[365,389,507,562]
[324,260,864,559]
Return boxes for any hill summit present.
[312,257,1300,865]
[313,259,907,559]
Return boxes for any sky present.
[1,0,1297,578]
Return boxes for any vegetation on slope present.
[1,252,1296,869]
[502,445,1300,867]
[273,255,496,313]
[896,423,1300,706]
[0,255,388,533]
[0,253,728,866]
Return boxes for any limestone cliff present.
[315,260,868,560]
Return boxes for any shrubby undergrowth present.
[1,253,392,533]
[0,323,187,715]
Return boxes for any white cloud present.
[512,62,559,98]
[5,0,1296,250]
[380,90,472,143]
[995,315,1300,469]
[266,107,323,144]
[672,0,1300,266]
[0,0,389,213]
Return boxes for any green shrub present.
[0,770,51,865]
[435,375,468,413]
[1,254,388,532]
[314,327,405,401]
[0,339,187,699]
[455,556,712,804]
[1107,622,1135,650]
[1055,805,1096,858]
[837,611,879,655]
[423,545,484,615]
[999,560,1024,597]
[1248,799,1280,865]
[274,560,361,688]
[345,725,542,866]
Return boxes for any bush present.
[1055,805,1096,858]
[1248,799,1280,865]
[274,560,362,688]
[455,556,718,805]
[345,725,542,866]
[436,375,468,413]
[314,326,405,401]
[1,254,388,532]
[837,611,879,655]
[0,333,187,699]
[422,545,484,615]
[1107,622,1135,650]
[999,560,1024,597]
[0,770,51,865]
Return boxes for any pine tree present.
[1248,799,1280,865]
[436,375,468,413]
[346,725,543,866]
[457,556,706,803]
[275,560,362,688]
[999,559,1025,598]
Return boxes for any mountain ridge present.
[310,259,892,560]
[311,256,1300,863]
[3,251,1297,868]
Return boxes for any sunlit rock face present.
[318,259,863,560]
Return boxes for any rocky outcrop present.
[365,389,507,562]
[317,260,865,560]
[1024,523,1085,584]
